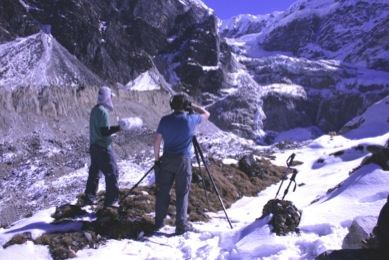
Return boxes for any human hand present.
[154,160,161,169]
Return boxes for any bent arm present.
[191,104,210,122]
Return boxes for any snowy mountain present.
[220,0,389,70]
[215,0,389,140]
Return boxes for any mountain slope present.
[0,31,104,89]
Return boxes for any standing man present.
[85,86,121,208]
[153,94,210,235]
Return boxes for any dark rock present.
[16,0,220,88]
[0,0,40,43]
[374,195,389,249]
[315,248,387,260]
[238,154,280,179]
[259,199,302,236]
[352,144,389,172]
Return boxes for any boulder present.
[342,216,377,249]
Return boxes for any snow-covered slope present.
[0,31,104,89]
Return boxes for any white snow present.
[125,71,162,91]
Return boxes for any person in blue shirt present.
[154,94,210,235]
[84,86,121,208]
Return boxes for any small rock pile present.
[259,199,302,236]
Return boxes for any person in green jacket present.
[85,86,121,208]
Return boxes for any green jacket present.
[89,105,112,148]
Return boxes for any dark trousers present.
[155,154,192,230]
[85,144,119,205]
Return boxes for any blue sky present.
[201,0,297,19]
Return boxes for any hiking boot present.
[105,201,120,208]
[154,221,165,232]
[175,225,194,235]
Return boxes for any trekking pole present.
[193,142,211,210]
[282,169,298,200]
[192,136,233,229]
[275,153,295,199]
[119,165,154,204]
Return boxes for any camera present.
[183,100,193,113]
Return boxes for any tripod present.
[192,135,233,229]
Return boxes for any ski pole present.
[119,165,154,204]
[275,153,295,199]
[282,169,298,200]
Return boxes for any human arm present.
[100,125,120,136]
[191,104,210,122]
[154,133,163,162]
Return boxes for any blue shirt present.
[157,112,202,156]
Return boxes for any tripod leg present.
[119,166,154,204]
[193,143,211,210]
[193,136,233,229]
